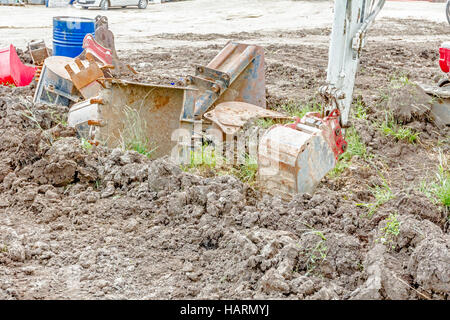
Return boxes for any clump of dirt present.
[408,236,450,295]
[386,82,433,124]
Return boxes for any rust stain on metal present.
[153,95,170,109]
[87,120,104,127]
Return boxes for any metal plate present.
[418,82,450,126]
[44,56,75,81]
[204,101,290,135]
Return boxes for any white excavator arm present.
[322,0,386,127]
[258,0,386,199]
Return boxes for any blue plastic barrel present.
[53,16,95,58]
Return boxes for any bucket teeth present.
[64,55,105,100]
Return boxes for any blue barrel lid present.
[53,16,95,23]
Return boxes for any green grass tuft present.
[279,99,322,118]
[187,143,218,169]
[352,97,369,120]
[81,138,93,151]
[419,151,450,208]
[379,111,419,143]
[377,213,401,250]
[357,177,395,218]
[255,118,278,129]
[119,106,157,158]
[304,230,328,276]
[389,74,412,89]
[183,145,260,185]
[256,99,321,129]
[328,127,370,178]
[232,155,258,184]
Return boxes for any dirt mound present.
[387,82,433,124]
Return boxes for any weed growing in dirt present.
[419,172,450,209]
[119,106,157,158]
[255,99,322,128]
[419,150,450,209]
[304,231,328,276]
[184,146,260,185]
[379,111,419,143]
[436,175,450,209]
[357,177,395,217]
[352,97,369,120]
[128,140,155,158]
[434,152,450,208]
[22,105,54,145]
[231,154,258,184]
[328,127,370,178]
[345,127,370,160]
[49,109,68,127]
[377,213,402,250]
[255,118,276,129]
[255,118,293,129]
[81,138,93,152]
[378,88,390,105]
[94,179,101,190]
[389,74,412,89]
[279,99,321,118]
[186,142,218,169]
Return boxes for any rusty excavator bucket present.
[68,82,191,158]
[258,111,347,199]
[68,41,282,159]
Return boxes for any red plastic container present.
[439,42,450,74]
[0,44,36,87]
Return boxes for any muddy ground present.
[0,18,449,300]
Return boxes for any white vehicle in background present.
[75,0,148,10]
